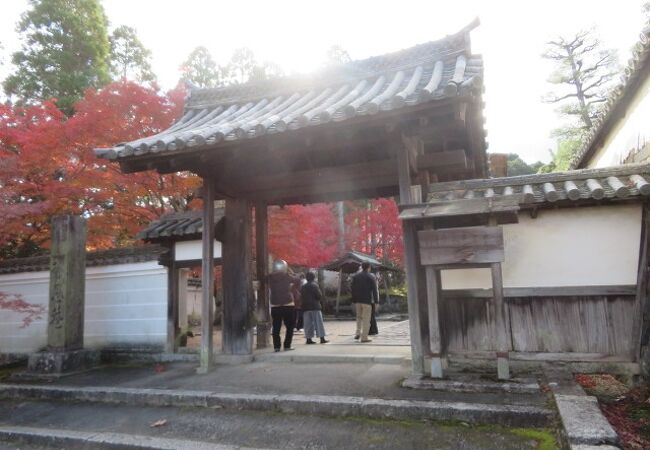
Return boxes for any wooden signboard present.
[418,226,504,266]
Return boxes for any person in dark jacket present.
[350,262,379,343]
[268,260,300,352]
[300,272,329,344]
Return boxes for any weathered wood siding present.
[441,294,636,356]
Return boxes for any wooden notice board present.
[418,226,504,266]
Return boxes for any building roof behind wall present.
[137,209,225,243]
[570,26,650,169]
[0,245,166,275]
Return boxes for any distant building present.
[571,27,650,168]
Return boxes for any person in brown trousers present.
[350,262,379,343]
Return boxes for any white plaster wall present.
[588,73,650,168]
[174,240,222,261]
[441,204,642,289]
[0,261,167,353]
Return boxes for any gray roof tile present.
[96,24,483,161]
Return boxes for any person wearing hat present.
[268,260,301,352]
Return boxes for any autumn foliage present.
[0,81,200,257]
[0,81,404,267]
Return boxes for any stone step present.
[0,425,267,450]
[0,399,557,450]
[0,383,553,427]
[402,375,541,395]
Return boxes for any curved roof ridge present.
[186,20,479,109]
[570,25,650,169]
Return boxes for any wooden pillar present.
[222,198,254,355]
[491,262,510,380]
[634,204,650,370]
[198,178,215,373]
[166,253,179,353]
[255,202,270,349]
[425,266,445,378]
[397,135,425,376]
[178,269,189,333]
[335,268,343,316]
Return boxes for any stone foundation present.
[27,349,99,375]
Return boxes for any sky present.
[0,0,647,163]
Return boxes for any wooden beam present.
[418,226,504,266]
[198,178,215,373]
[255,202,270,349]
[227,159,397,194]
[442,285,637,298]
[416,150,467,172]
[222,198,254,355]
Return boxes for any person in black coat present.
[350,262,379,343]
[300,272,329,344]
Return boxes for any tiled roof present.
[321,251,399,273]
[137,209,225,242]
[570,26,650,169]
[0,246,166,275]
[424,163,650,206]
[95,22,483,161]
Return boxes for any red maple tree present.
[0,81,200,256]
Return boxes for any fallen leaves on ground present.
[150,419,167,428]
[575,373,650,449]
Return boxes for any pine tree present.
[3,0,111,115]
[542,30,619,139]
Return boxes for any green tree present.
[542,30,619,140]
[110,25,155,84]
[223,47,283,84]
[506,154,544,176]
[539,139,580,173]
[3,0,111,115]
[179,46,222,88]
[324,45,351,65]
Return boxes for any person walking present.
[300,272,329,345]
[351,262,379,343]
[268,260,300,352]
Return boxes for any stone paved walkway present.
[337,319,410,346]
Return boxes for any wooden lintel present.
[226,159,398,194]
[442,285,637,298]
[416,150,467,172]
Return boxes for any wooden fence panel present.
[441,294,636,356]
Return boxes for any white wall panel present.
[441,204,641,289]
[0,261,167,354]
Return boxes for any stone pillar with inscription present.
[27,215,99,376]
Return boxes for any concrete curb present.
[402,376,541,395]
[554,394,619,447]
[0,425,268,450]
[253,352,407,365]
[0,383,552,427]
